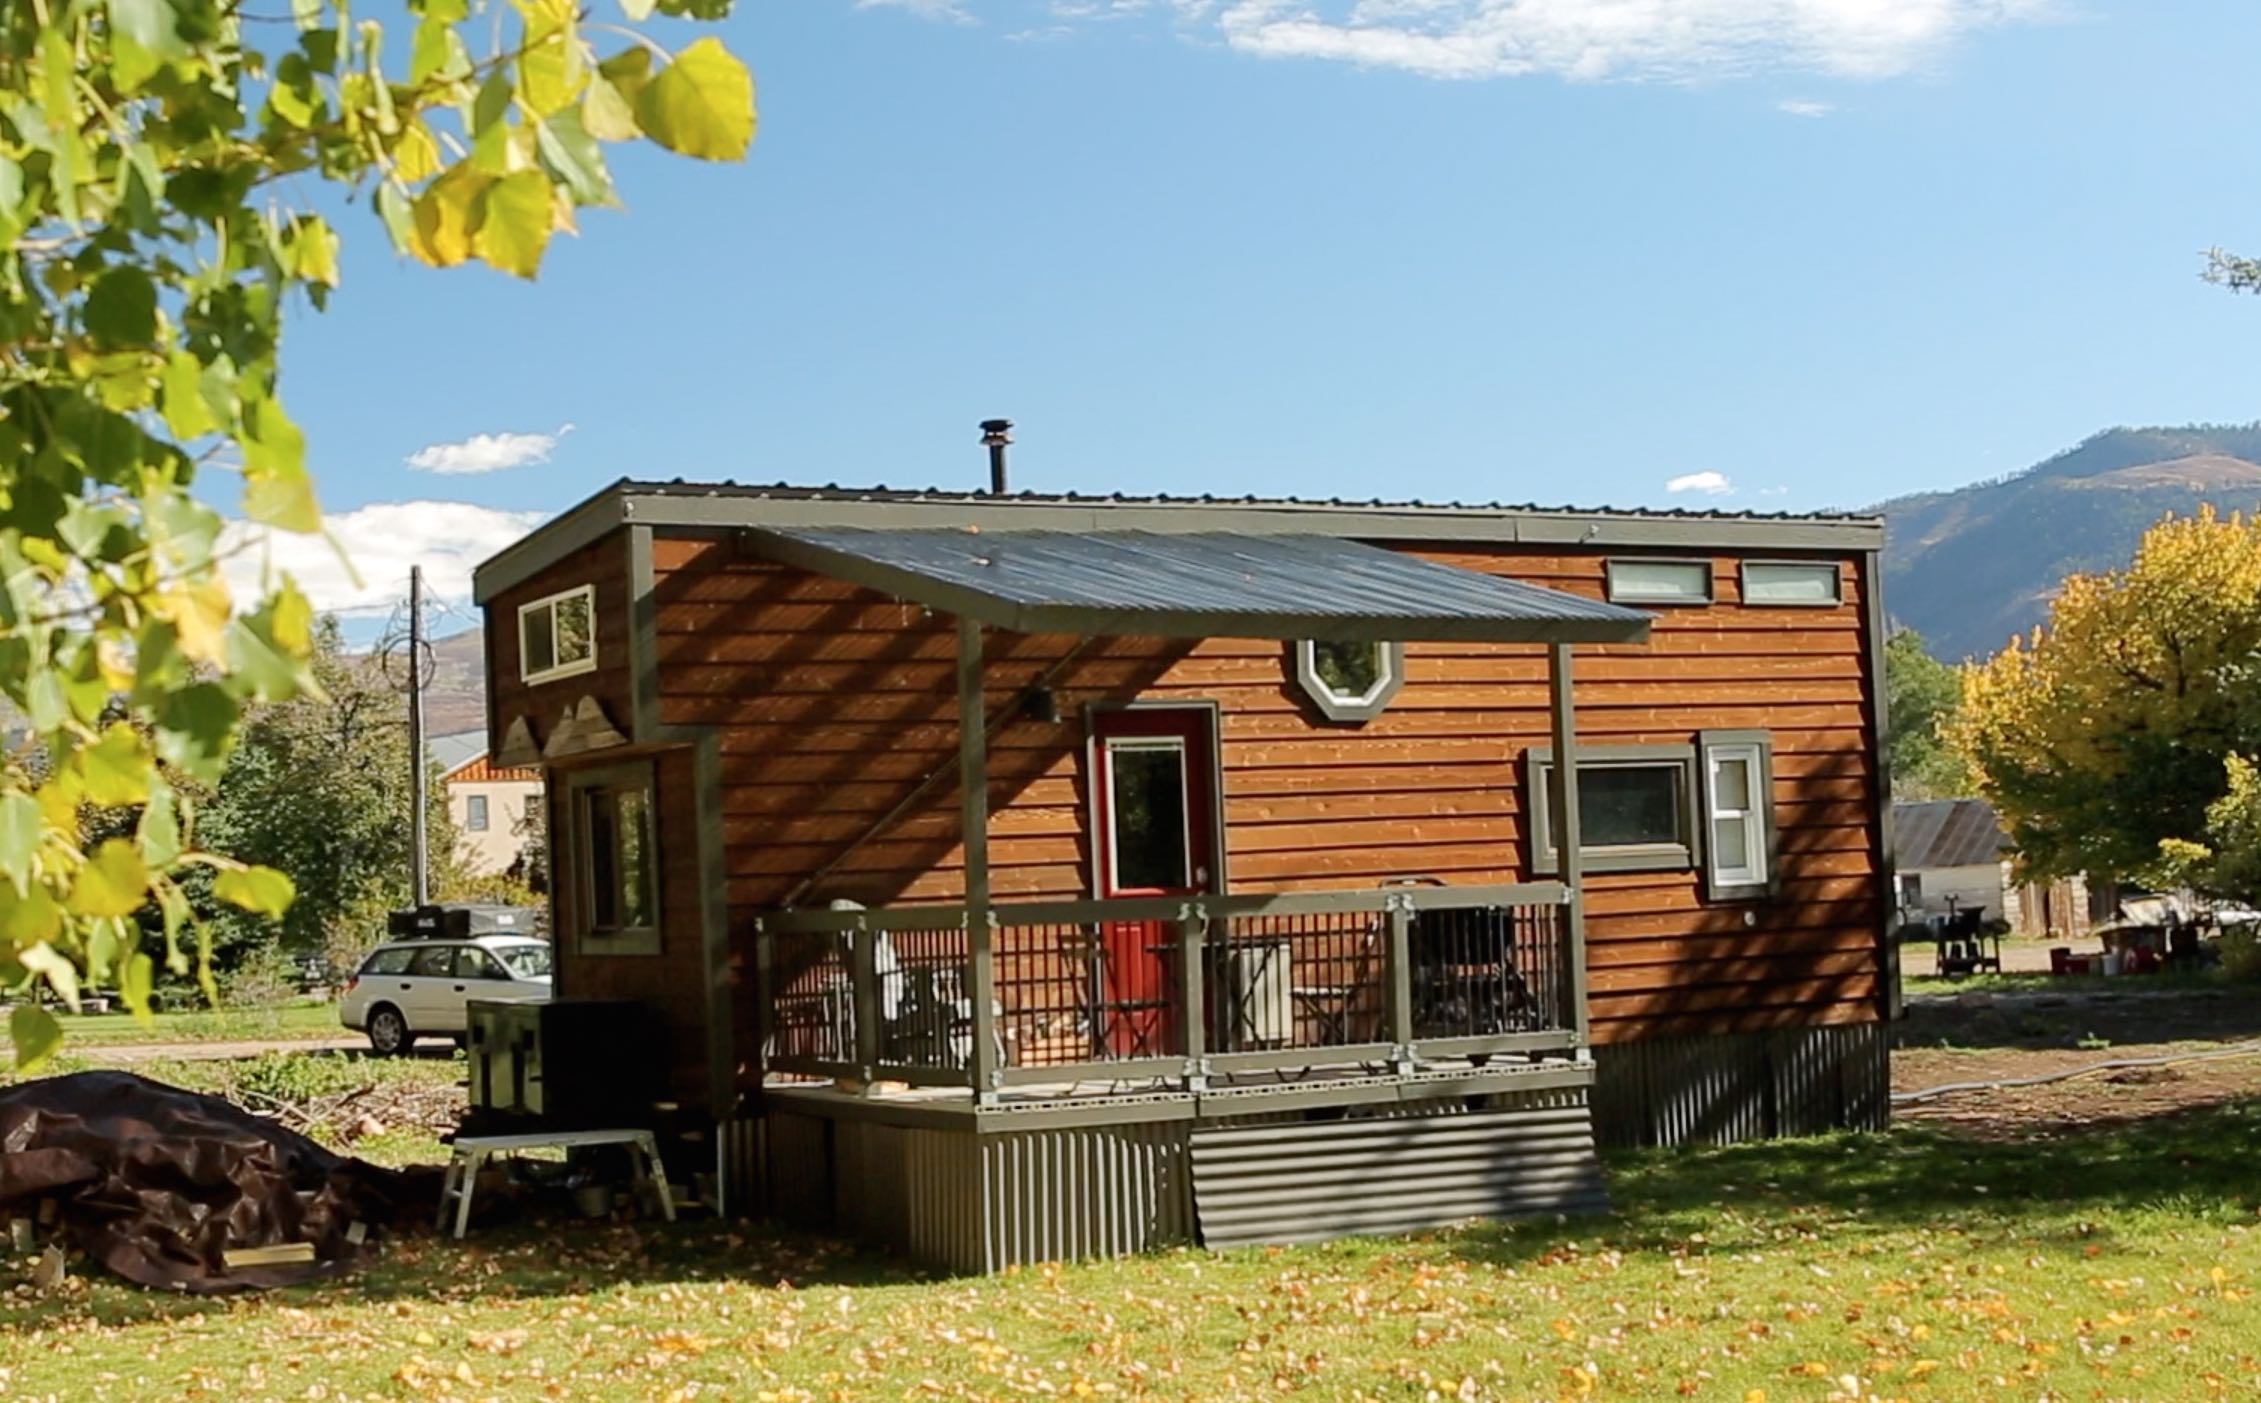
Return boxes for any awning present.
[746,527,1652,644]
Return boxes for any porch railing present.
[758,882,1583,1096]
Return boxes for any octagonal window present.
[1293,640,1405,722]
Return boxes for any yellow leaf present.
[410,165,496,267]
[291,215,341,287]
[395,120,442,183]
[152,575,234,666]
[70,839,150,919]
[637,37,755,162]
[473,168,555,278]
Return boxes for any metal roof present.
[1893,799,2011,871]
[426,729,487,778]
[749,526,1653,644]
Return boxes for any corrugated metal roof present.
[427,729,487,778]
[1893,799,2010,871]
[624,477,1879,526]
[750,527,1654,644]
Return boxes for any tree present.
[1949,507,2261,884]
[0,1,753,1064]
[1883,627,1974,801]
[194,616,446,966]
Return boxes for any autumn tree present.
[0,1,752,1063]
[1883,627,1973,801]
[1950,507,2261,884]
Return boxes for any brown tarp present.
[0,1070,434,1293]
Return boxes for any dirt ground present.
[1893,983,2261,1138]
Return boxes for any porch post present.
[959,616,1001,1101]
[1547,643,1592,1054]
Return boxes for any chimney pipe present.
[979,418,1013,495]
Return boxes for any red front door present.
[1092,706,1219,1056]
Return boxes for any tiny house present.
[473,472,1892,1270]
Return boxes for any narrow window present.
[1292,640,1405,722]
[1605,558,1713,606]
[570,764,659,952]
[1105,738,1191,891]
[518,585,598,684]
[1741,560,1842,606]
[1700,730,1774,900]
[1527,744,1698,874]
[465,794,490,832]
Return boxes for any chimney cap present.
[979,418,1013,442]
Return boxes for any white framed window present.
[465,794,490,832]
[1605,558,1713,606]
[1292,640,1405,722]
[1741,560,1842,607]
[519,584,597,684]
[1700,730,1774,900]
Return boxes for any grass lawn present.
[4,1103,2260,1400]
[1899,969,2228,1001]
[51,1000,343,1047]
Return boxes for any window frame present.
[1700,729,1776,901]
[518,584,599,686]
[1291,639,1406,722]
[563,761,661,956]
[1604,557,1716,607]
[464,793,490,832]
[1525,742,1702,876]
[1739,559,1843,608]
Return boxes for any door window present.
[1105,738,1190,892]
[455,947,507,980]
[362,947,414,976]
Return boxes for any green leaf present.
[121,952,156,1020]
[409,15,471,85]
[0,792,43,896]
[9,1005,64,1072]
[377,180,416,254]
[471,67,514,137]
[108,0,192,91]
[290,215,341,287]
[214,865,296,918]
[85,266,158,348]
[0,886,62,951]
[474,168,556,278]
[153,682,239,784]
[581,73,639,143]
[537,108,616,206]
[619,0,657,19]
[139,781,182,868]
[161,349,218,439]
[637,37,755,162]
[411,165,495,267]
[70,839,151,918]
[77,723,154,807]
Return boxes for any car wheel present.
[367,1005,412,1057]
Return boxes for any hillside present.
[414,628,489,738]
[1880,424,2261,661]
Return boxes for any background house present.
[1893,797,2089,938]
[429,729,542,877]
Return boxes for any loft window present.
[1742,560,1842,607]
[1292,640,1405,722]
[567,763,659,954]
[465,794,490,832]
[1701,730,1775,900]
[1527,744,1698,875]
[1605,558,1713,606]
[519,585,597,684]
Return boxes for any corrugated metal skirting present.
[1590,1023,1890,1148]
[1190,1101,1611,1249]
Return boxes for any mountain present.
[414,628,489,739]
[1879,424,2261,662]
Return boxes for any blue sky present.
[253,1,2261,621]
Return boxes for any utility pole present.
[408,564,429,908]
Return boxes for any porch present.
[759,880,1591,1114]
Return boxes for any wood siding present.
[647,534,1885,1082]
[483,534,712,1105]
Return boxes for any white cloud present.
[1777,97,1836,117]
[922,0,2051,82]
[220,501,550,618]
[406,423,575,475]
[859,0,976,21]
[1665,470,1734,495]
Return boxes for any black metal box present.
[466,998,666,1128]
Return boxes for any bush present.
[2220,924,2261,983]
